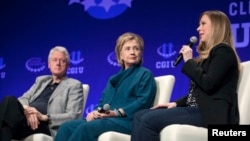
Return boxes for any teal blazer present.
[98,64,157,130]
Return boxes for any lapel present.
[48,78,68,103]
[30,78,52,102]
[110,64,140,88]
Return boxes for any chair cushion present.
[160,124,207,141]
[98,131,130,141]
[22,133,53,141]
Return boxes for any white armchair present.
[98,75,176,141]
[160,60,250,141]
[13,84,90,141]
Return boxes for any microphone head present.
[190,36,198,44]
[103,104,110,111]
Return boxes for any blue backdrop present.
[1,0,250,116]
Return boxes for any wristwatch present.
[47,114,51,123]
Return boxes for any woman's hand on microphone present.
[86,110,100,121]
[100,110,117,117]
[86,110,117,121]
[180,45,193,62]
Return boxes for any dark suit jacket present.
[18,75,84,137]
[176,43,239,126]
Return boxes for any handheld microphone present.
[173,36,198,66]
[98,104,110,113]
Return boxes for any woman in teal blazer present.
[55,32,157,141]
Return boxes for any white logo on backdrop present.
[155,42,176,69]
[0,57,6,79]
[229,1,250,48]
[67,50,85,74]
[107,52,120,67]
[25,58,46,73]
[68,0,132,19]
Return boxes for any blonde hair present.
[196,11,232,58]
[115,32,144,68]
[196,10,241,69]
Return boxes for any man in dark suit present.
[0,46,84,141]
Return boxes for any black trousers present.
[0,96,50,141]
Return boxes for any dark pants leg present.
[12,121,51,140]
[0,96,50,141]
[131,107,205,141]
[0,96,26,141]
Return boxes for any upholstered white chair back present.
[154,75,175,105]
[237,61,250,124]
[82,84,90,114]
[14,84,90,141]
[97,75,175,141]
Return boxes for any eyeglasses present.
[50,58,67,64]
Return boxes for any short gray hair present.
[48,46,70,64]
